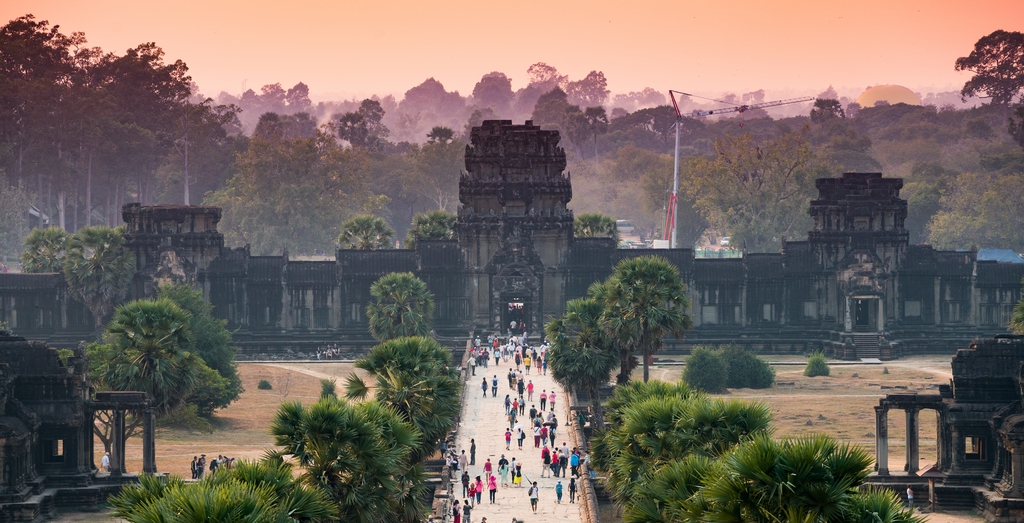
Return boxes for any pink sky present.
[4,0,1023,101]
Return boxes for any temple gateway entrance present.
[854,297,878,331]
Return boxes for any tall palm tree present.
[269,397,420,523]
[599,255,693,382]
[574,212,619,240]
[20,226,69,272]
[345,336,460,463]
[338,215,395,250]
[101,298,202,415]
[62,225,135,327]
[545,297,618,427]
[365,272,435,342]
[404,210,456,248]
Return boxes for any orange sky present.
[4,0,1023,101]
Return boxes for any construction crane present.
[663,90,816,248]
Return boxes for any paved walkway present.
[453,353,583,523]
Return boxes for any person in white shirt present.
[101,451,110,472]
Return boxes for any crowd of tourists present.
[436,327,591,523]
[188,454,237,479]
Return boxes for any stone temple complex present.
[0,120,1021,359]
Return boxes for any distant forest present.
[2,15,1023,259]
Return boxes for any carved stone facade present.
[0,125,1021,359]
[869,335,1024,521]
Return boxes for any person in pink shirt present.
[540,390,548,410]
[527,380,535,401]
[488,474,498,503]
[483,458,492,476]
[474,476,483,505]
[549,390,557,411]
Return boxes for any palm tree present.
[269,397,421,523]
[108,459,336,523]
[100,298,203,415]
[345,336,461,463]
[574,212,619,240]
[404,210,456,248]
[20,226,69,273]
[599,255,693,383]
[584,106,609,161]
[365,272,435,342]
[545,297,618,427]
[338,215,395,250]
[62,225,135,327]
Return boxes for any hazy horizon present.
[4,0,1022,105]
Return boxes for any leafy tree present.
[253,112,317,140]
[574,212,618,240]
[583,106,609,160]
[336,99,390,150]
[319,379,337,399]
[109,459,336,523]
[412,138,465,211]
[531,87,578,132]
[472,72,514,113]
[20,226,68,273]
[545,297,618,427]
[927,172,1024,250]
[365,272,434,341]
[345,336,460,462]
[810,98,845,123]
[174,96,240,205]
[1009,104,1024,149]
[682,347,728,393]
[955,30,1024,106]
[598,256,693,383]
[206,129,373,255]
[157,283,242,415]
[62,226,135,327]
[565,70,610,107]
[338,215,395,250]
[0,182,32,260]
[269,397,421,523]
[404,210,456,248]
[683,132,830,252]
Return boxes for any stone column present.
[951,426,964,471]
[142,407,157,474]
[844,296,852,332]
[906,408,920,475]
[111,409,125,477]
[875,406,889,475]
[878,298,885,331]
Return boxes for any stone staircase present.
[853,333,880,359]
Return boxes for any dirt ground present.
[106,362,370,478]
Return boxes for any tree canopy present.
[955,30,1024,106]
[365,272,435,342]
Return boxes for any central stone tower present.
[457,120,574,333]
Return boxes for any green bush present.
[320,378,337,398]
[683,347,729,393]
[257,379,273,390]
[721,345,775,389]
[804,352,830,377]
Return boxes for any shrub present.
[683,347,729,393]
[721,345,775,389]
[257,379,273,390]
[320,378,337,398]
[804,351,830,377]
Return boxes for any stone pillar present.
[844,296,852,332]
[878,298,885,331]
[875,406,889,475]
[111,409,125,477]
[906,408,920,475]
[143,408,157,474]
[951,426,964,471]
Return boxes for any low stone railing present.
[567,391,601,523]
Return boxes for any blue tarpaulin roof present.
[977,248,1024,263]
